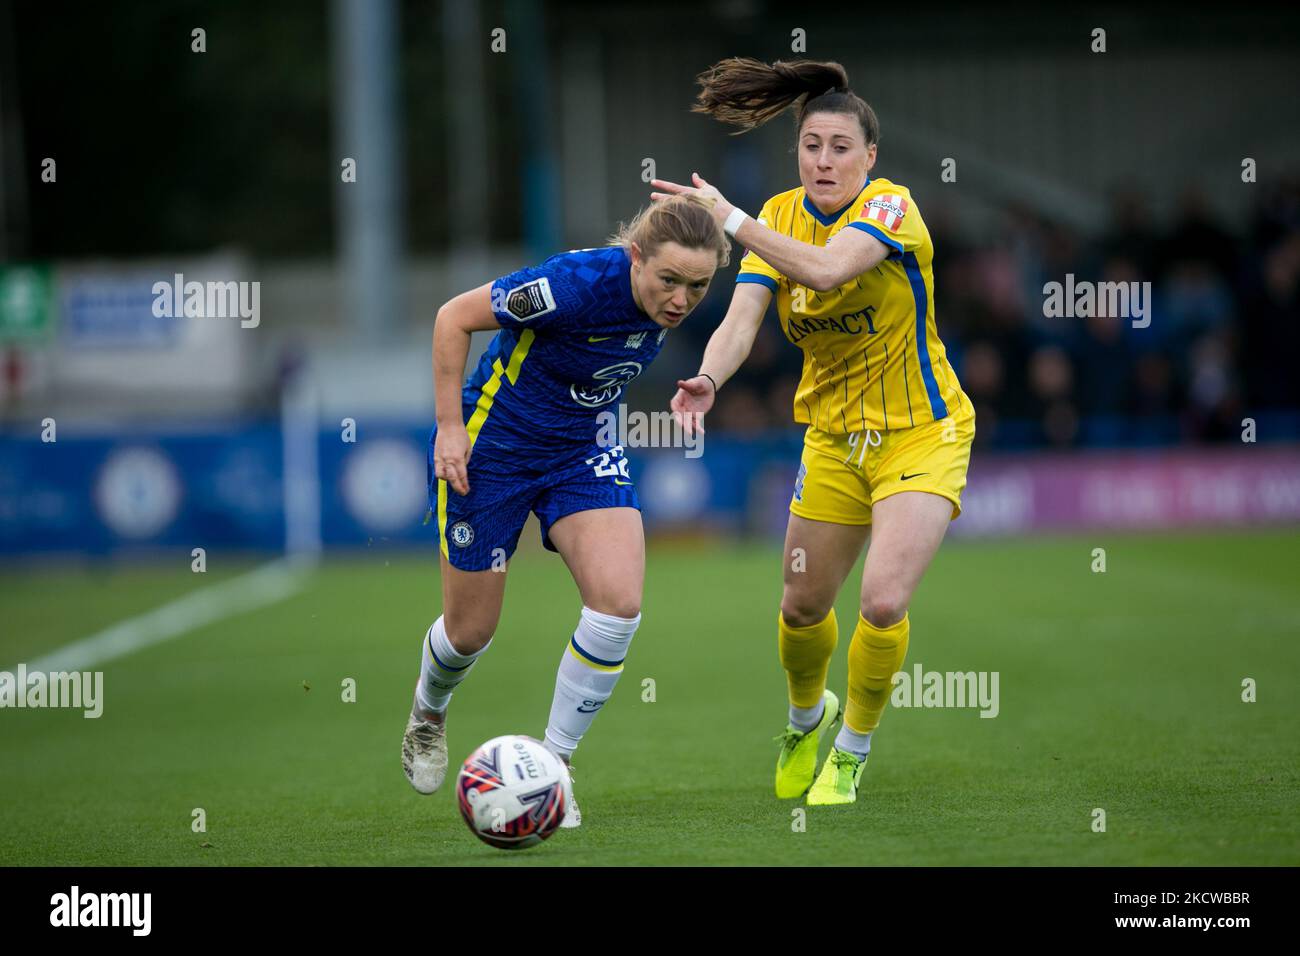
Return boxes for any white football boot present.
[401,706,448,794]
[560,760,581,828]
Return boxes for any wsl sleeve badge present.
[456,735,571,849]
[505,277,557,322]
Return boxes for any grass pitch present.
[1,529,1297,866]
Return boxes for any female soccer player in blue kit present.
[401,196,729,827]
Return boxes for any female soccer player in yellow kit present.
[654,58,975,805]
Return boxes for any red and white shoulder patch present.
[861,194,909,233]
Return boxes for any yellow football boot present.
[773,689,841,798]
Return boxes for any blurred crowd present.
[686,177,1300,449]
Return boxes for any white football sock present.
[789,700,825,732]
[834,724,872,760]
[544,606,640,759]
[416,616,490,715]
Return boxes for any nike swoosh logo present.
[588,335,612,343]
[614,479,632,486]
[900,472,929,481]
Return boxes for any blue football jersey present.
[460,246,669,460]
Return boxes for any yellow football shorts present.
[790,393,975,525]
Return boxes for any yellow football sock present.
[777,609,839,709]
[845,612,910,733]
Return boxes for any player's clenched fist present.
[434,424,472,495]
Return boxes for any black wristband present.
[700,372,719,394]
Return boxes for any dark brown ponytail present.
[692,57,878,144]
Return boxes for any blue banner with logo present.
[0,420,799,557]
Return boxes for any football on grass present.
[456,735,570,849]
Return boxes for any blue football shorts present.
[427,432,640,572]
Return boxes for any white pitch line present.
[21,558,314,674]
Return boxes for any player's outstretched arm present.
[432,282,501,495]
[671,281,771,436]
[652,173,889,292]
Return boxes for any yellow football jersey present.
[737,177,966,432]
